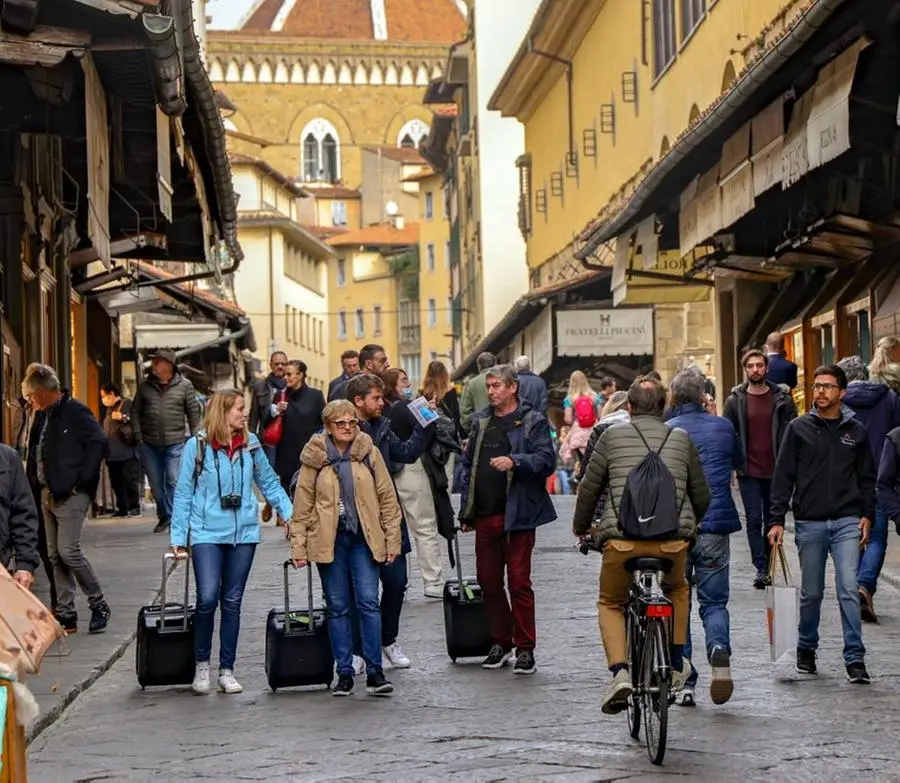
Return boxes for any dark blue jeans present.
[738,476,772,576]
[351,552,408,652]
[319,529,384,677]
[858,505,889,595]
[139,442,184,523]
[192,543,256,670]
[684,533,731,688]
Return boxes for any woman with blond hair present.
[870,336,900,393]
[563,370,601,471]
[290,399,402,697]
[170,389,292,696]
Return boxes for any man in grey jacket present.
[573,376,710,715]
[460,352,496,435]
[0,443,40,589]
[132,349,202,533]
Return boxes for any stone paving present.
[26,497,900,781]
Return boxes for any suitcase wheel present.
[451,657,457,664]
[271,687,277,693]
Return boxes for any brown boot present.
[858,586,878,623]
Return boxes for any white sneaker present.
[217,669,244,694]
[192,661,211,694]
[382,642,411,669]
[671,659,692,693]
[601,669,633,715]
[352,655,366,676]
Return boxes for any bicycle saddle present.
[624,557,673,574]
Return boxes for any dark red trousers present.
[474,514,536,652]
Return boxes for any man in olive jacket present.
[132,349,201,533]
[459,352,496,436]
[573,376,710,715]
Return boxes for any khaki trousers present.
[597,539,690,668]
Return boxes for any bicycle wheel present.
[641,618,670,766]
[625,613,641,740]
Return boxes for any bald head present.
[765,332,784,353]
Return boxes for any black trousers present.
[108,458,142,514]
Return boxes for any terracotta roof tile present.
[326,222,419,247]
[433,104,458,117]
[136,264,245,318]
[302,224,351,238]
[303,184,362,199]
[241,0,465,42]
[403,167,438,183]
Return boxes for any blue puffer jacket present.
[170,433,292,547]
[667,403,743,535]
[842,381,900,462]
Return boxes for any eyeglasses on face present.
[812,382,839,392]
[330,419,359,430]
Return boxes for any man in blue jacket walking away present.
[668,368,743,706]
[458,364,557,675]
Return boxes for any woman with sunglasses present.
[290,399,402,697]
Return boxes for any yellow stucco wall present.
[327,249,399,373]
[417,172,452,370]
[520,0,799,272]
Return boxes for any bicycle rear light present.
[646,604,673,618]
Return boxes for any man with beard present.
[250,351,288,522]
[768,365,874,684]
[723,349,796,588]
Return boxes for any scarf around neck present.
[325,435,360,534]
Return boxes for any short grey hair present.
[837,355,868,383]
[514,355,531,372]
[476,352,497,372]
[22,363,61,394]
[485,364,518,388]
[670,368,706,406]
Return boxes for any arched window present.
[300,118,341,182]
[396,118,429,149]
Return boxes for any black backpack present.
[613,426,683,540]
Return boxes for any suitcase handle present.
[282,560,315,637]
[159,552,191,635]
[452,529,475,603]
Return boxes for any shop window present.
[652,0,677,78]
[858,311,871,363]
[821,323,834,366]
[790,331,805,412]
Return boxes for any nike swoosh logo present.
[638,515,655,523]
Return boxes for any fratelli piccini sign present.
[556,308,654,357]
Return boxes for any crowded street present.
[24,499,900,782]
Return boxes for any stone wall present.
[653,298,717,387]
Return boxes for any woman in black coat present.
[274,360,325,495]
[422,361,462,439]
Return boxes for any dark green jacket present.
[132,372,201,447]
[572,415,709,545]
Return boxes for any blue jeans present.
[192,543,256,670]
[351,552,409,653]
[318,529,384,677]
[140,442,184,523]
[738,476,772,576]
[795,517,865,665]
[684,533,731,688]
[858,505,889,595]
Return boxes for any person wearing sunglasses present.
[768,364,875,685]
[290,399,402,697]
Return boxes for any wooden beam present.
[0,25,90,68]
[69,0,143,18]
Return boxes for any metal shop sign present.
[556,308,654,357]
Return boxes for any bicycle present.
[579,538,675,766]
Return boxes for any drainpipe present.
[268,226,275,349]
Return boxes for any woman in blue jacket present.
[170,389,292,695]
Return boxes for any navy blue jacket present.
[458,403,557,532]
[516,371,549,414]
[841,381,900,462]
[667,403,744,535]
[766,354,798,389]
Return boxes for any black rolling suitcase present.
[443,531,492,662]
[136,553,195,689]
[265,560,334,691]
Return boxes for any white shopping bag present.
[765,545,798,663]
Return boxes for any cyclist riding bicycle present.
[573,375,710,715]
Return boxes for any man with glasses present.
[768,364,875,684]
[331,345,389,402]
[723,349,796,588]
[250,351,288,522]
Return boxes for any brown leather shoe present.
[858,586,878,623]
[261,503,273,523]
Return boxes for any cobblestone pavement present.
[27,497,900,782]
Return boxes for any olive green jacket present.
[572,415,710,545]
